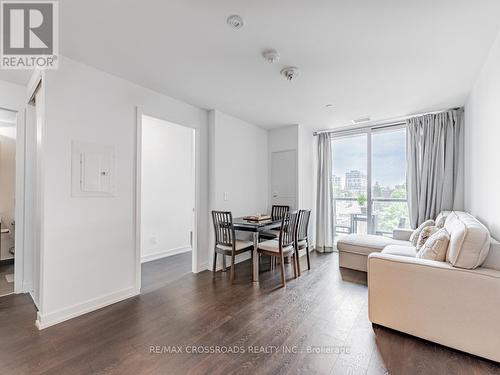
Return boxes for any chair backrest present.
[212,211,235,247]
[296,209,311,242]
[278,211,299,250]
[271,205,290,221]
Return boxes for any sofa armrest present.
[392,228,414,241]
[368,253,500,362]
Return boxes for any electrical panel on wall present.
[71,141,115,197]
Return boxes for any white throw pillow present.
[435,211,450,228]
[416,228,450,262]
[445,211,491,269]
[416,225,438,251]
[410,220,435,247]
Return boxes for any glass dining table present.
[232,217,282,282]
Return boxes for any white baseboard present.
[141,246,191,264]
[35,286,139,330]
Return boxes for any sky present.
[332,128,406,188]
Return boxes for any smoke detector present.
[262,49,280,64]
[281,66,300,81]
[227,14,245,29]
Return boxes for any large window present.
[332,126,409,238]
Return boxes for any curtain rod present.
[313,107,462,136]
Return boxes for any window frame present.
[331,123,407,236]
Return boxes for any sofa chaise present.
[338,211,500,363]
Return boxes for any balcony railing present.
[334,197,409,238]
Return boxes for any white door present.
[271,150,297,209]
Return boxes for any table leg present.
[253,232,259,282]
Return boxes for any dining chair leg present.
[295,246,301,277]
[230,252,235,283]
[306,243,311,270]
[222,255,227,272]
[213,250,217,276]
[280,253,286,287]
[292,254,297,279]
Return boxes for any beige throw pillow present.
[416,225,438,251]
[410,219,435,246]
[416,228,450,261]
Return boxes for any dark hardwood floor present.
[141,251,192,293]
[0,252,499,374]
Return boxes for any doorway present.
[0,108,17,296]
[137,113,197,293]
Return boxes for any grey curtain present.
[406,108,463,228]
[315,133,335,252]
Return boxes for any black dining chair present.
[212,211,254,283]
[257,211,299,287]
[295,209,312,276]
[260,205,290,240]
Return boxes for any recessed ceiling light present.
[352,116,371,124]
[262,49,280,64]
[227,14,245,30]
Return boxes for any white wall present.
[268,124,316,245]
[297,124,316,245]
[209,110,268,215]
[0,123,16,260]
[141,115,194,262]
[37,56,209,328]
[464,30,500,239]
[208,110,268,269]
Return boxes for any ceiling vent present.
[226,15,245,30]
[280,66,300,81]
[352,116,371,124]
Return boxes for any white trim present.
[141,246,192,264]
[134,107,142,296]
[13,108,25,293]
[35,287,139,330]
[23,72,45,311]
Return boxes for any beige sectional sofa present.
[337,230,414,272]
[338,211,500,362]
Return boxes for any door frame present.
[134,107,199,292]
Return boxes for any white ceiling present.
[2,1,500,130]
